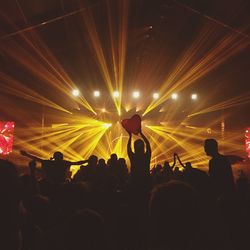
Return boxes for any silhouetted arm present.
[171,153,177,168]
[69,160,88,166]
[174,153,185,168]
[20,150,43,162]
[140,132,151,157]
[127,132,133,159]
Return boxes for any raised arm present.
[20,150,43,162]
[171,153,177,169]
[127,132,133,159]
[140,132,151,157]
[174,153,185,168]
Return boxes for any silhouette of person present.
[73,155,98,182]
[149,181,201,250]
[175,153,209,193]
[127,129,151,179]
[0,160,21,250]
[204,139,235,196]
[20,150,87,184]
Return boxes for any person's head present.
[53,151,64,161]
[149,181,199,249]
[164,161,170,167]
[110,153,118,162]
[174,166,180,172]
[118,158,126,166]
[204,139,218,157]
[63,209,108,250]
[88,155,98,167]
[185,162,192,169]
[134,139,144,154]
[98,158,106,166]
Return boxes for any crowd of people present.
[0,129,249,250]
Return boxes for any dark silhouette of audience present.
[204,138,235,197]
[0,135,249,250]
[20,150,87,185]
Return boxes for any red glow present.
[245,128,250,158]
[0,122,15,155]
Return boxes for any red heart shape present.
[121,114,141,135]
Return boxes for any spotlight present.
[103,123,112,128]
[113,91,119,98]
[101,108,106,113]
[153,93,159,99]
[93,90,100,97]
[72,89,80,97]
[171,93,178,100]
[191,93,198,100]
[132,91,140,98]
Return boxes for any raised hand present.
[127,130,132,137]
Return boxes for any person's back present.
[204,139,235,196]
[42,159,70,184]
[149,181,202,250]
[209,153,234,194]
[127,133,151,179]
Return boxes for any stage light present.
[101,108,106,113]
[72,89,80,97]
[103,123,112,128]
[153,93,159,99]
[191,93,198,100]
[0,121,14,155]
[171,93,178,100]
[132,91,140,98]
[93,90,100,97]
[113,91,119,98]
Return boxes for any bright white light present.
[93,90,100,97]
[191,93,198,100]
[171,93,178,100]
[132,91,140,98]
[113,91,119,98]
[101,108,106,113]
[153,93,159,99]
[103,123,112,128]
[72,89,80,97]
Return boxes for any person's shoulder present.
[215,154,231,166]
[41,160,52,167]
[42,160,51,164]
[218,154,229,162]
[62,160,72,166]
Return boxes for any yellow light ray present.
[143,23,249,116]
[1,31,96,114]
[188,92,250,117]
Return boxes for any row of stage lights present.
[72,89,198,100]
